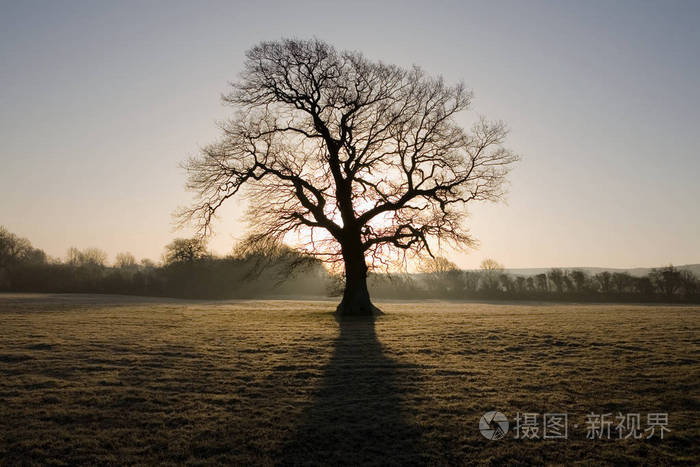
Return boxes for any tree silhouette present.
[163,238,209,265]
[650,265,682,299]
[419,256,461,295]
[479,258,504,292]
[115,252,138,269]
[181,39,518,315]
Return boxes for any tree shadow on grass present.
[280,315,426,466]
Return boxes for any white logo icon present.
[480,411,509,440]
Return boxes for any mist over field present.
[2,227,700,305]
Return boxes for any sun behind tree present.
[180,38,518,315]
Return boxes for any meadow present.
[0,294,698,465]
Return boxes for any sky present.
[1,0,698,269]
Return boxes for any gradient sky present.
[1,0,698,269]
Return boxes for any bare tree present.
[0,227,46,268]
[163,238,209,265]
[547,268,566,294]
[67,247,107,268]
[479,258,504,292]
[479,258,504,272]
[569,269,588,293]
[418,256,461,295]
[180,39,518,315]
[115,252,138,269]
[650,265,682,299]
[594,271,613,294]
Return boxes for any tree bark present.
[336,241,380,316]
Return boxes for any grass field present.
[0,294,698,465]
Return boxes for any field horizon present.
[1,293,698,465]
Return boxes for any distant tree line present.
[1,227,698,303]
[369,257,700,303]
[0,227,327,298]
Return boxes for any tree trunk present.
[336,242,380,316]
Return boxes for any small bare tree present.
[180,39,518,315]
[479,258,505,292]
[115,252,138,269]
[162,238,209,265]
